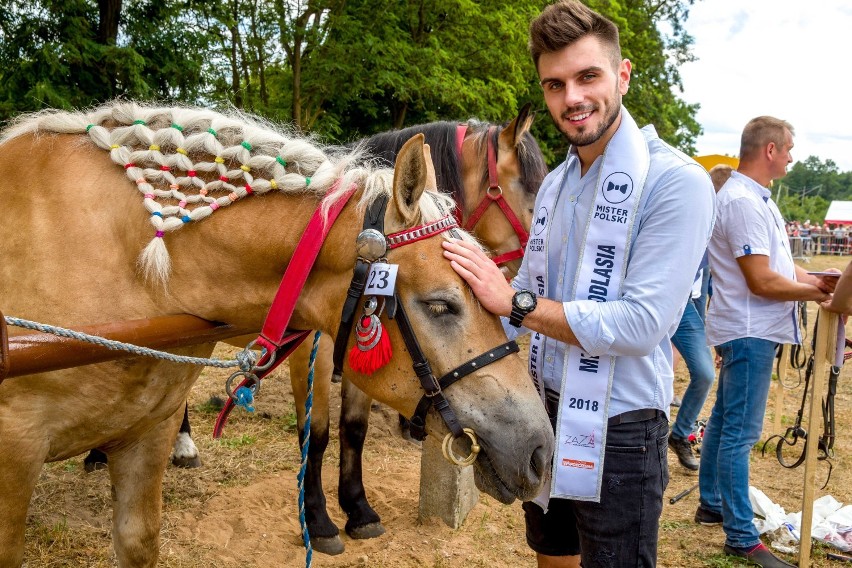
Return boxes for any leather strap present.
[607,408,662,427]
[332,195,388,376]
[392,295,466,439]
[456,125,529,268]
[408,340,519,441]
[255,182,357,362]
[214,182,357,437]
[213,329,311,438]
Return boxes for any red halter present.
[454,124,530,267]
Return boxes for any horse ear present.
[423,143,438,192]
[500,102,535,149]
[391,133,428,225]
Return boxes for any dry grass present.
[19,255,852,567]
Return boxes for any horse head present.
[457,103,547,277]
[295,134,553,503]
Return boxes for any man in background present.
[698,116,835,567]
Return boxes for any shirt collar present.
[731,170,771,202]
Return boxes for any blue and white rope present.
[4,316,254,370]
[297,330,320,567]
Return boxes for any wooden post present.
[772,344,790,436]
[798,309,838,568]
[419,435,479,528]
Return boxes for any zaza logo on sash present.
[601,172,634,205]
[533,206,549,235]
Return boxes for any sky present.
[678,1,852,173]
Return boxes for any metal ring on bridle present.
[243,339,275,372]
[442,428,480,467]
[487,186,503,198]
[225,370,261,400]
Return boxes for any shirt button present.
[546,356,554,363]
[562,235,568,243]
[569,196,576,202]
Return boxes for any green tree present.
[293,0,544,140]
[0,0,215,121]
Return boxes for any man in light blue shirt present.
[442,2,714,566]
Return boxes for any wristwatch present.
[509,289,537,328]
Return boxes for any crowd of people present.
[440,1,849,567]
[786,220,852,255]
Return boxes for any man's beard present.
[555,91,621,148]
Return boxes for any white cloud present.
[679,1,852,172]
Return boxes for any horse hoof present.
[172,454,202,468]
[347,522,386,540]
[311,535,345,555]
[83,461,107,473]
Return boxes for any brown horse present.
[79,108,548,553]
[0,102,553,567]
[285,110,548,554]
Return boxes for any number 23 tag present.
[364,262,398,296]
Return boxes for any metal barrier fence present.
[788,235,852,259]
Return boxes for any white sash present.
[528,108,649,503]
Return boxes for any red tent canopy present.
[824,201,852,226]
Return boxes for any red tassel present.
[349,315,392,374]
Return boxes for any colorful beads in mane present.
[2,102,462,283]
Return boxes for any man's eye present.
[582,73,597,81]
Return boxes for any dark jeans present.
[525,412,669,567]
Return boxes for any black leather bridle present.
[332,194,519,464]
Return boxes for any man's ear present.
[619,59,632,95]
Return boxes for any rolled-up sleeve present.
[564,162,715,357]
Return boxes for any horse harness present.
[761,308,847,487]
[215,182,519,466]
[455,124,529,268]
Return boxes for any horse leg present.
[85,402,199,471]
[171,402,201,468]
[290,336,344,555]
[106,407,182,568]
[0,441,46,567]
[339,378,385,539]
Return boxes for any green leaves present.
[0,0,706,167]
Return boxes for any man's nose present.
[562,83,584,107]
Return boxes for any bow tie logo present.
[601,172,634,205]
[606,181,629,194]
[533,205,549,235]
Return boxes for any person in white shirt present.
[441,2,714,566]
[698,116,835,568]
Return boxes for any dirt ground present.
[20,255,852,567]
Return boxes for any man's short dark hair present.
[529,0,622,69]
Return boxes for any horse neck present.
[162,190,359,336]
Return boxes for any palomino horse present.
[286,110,547,553]
[81,108,548,553]
[0,102,553,567]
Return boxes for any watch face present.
[516,292,535,309]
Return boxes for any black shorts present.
[522,497,581,556]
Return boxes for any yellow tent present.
[693,154,739,172]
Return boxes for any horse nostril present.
[530,443,550,479]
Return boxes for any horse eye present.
[425,301,457,317]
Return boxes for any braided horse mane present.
[1,101,463,284]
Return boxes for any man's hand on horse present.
[442,239,514,317]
